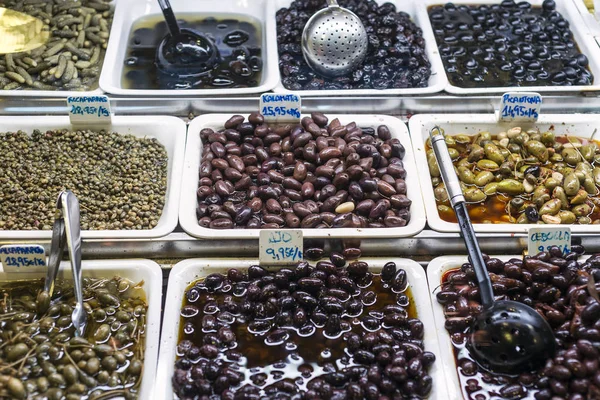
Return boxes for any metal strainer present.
[301,0,368,78]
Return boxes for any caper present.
[93,324,111,343]
[63,365,79,384]
[85,357,100,375]
[101,356,118,371]
[48,372,66,387]
[128,359,143,376]
[7,343,30,361]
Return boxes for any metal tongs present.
[41,190,87,337]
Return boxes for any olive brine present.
[197,113,411,230]
[123,14,263,90]
[173,257,436,399]
[0,276,147,399]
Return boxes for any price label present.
[259,93,301,123]
[0,245,46,272]
[259,230,303,265]
[499,92,542,122]
[528,226,571,257]
[67,95,112,125]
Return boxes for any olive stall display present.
[122,14,263,90]
[0,0,113,91]
[276,0,432,90]
[195,113,412,230]
[428,0,594,88]
[0,276,147,400]
[435,246,600,399]
[172,257,436,399]
[0,129,168,231]
[426,127,600,225]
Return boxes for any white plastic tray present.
[0,116,186,240]
[410,113,600,234]
[417,0,600,94]
[180,114,426,239]
[100,0,279,96]
[426,255,591,400]
[0,258,163,400]
[157,257,447,400]
[0,2,115,98]
[270,0,448,96]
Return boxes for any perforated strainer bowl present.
[301,0,368,78]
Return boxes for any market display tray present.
[156,257,447,399]
[100,0,279,96]
[0,258,163,400]
[180,113,426,239]
[0,115,186,240]
[417,0,600,94]
[410,113,600,234]
[270,0,448,97]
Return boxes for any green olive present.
[562,148,581,165]
[497,179,525,195]
[539,199,561,215]
[525,140,548,163]
[573,203,592,217]
[476,159,500,171]
[571,189,589,205]
[553,187,569,210]
[558,210,577,224]
[464,187,486,203]
[474,171,494,187]
[458,166,476,185]
[563,173,581,196]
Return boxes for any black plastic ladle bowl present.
[155,0,219,79]
[430,127,556,374]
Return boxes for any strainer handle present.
[326,0,339,6]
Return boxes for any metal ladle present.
[155,0,220,79]
[430,127,556,373]
[301,0,368,78]
[37,191,86,336]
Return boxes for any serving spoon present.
[155,0,220,78]
[430,126,556,373]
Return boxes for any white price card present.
[499,92,542,122]
[259,93,301,123]
[67,95,112,125]
[0,245,46,272]
[528,226,571,257]
[259,230,303,265]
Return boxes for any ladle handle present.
[430,129,495,308]
[157,0,181,37]
[326,0,340,6]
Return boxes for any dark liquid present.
[428,134,600,225]
[177,272,417,394]
[122,14,263,90]
[428,3,593,88]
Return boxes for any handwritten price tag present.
[499,92,542,122]
[260,93,301,123]
[528,226,571,257]
[259,230,303,265]
[67,95,112,126]
[0,245,46,272]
